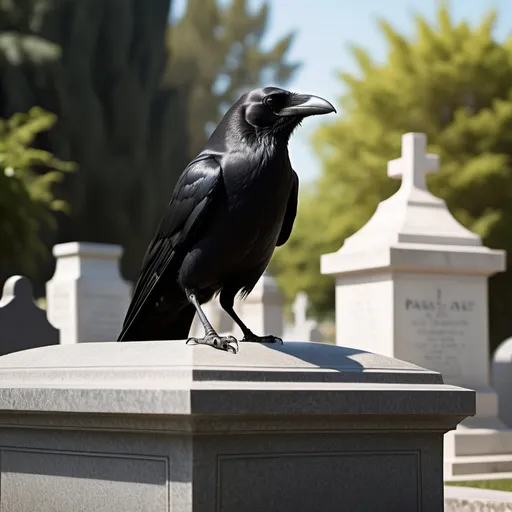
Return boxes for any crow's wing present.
[276,170,299,247]
[118,155,223,340]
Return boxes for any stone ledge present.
[321,243,505,277]
[0,341,474,425]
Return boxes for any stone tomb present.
[0,340,473,511]
[321,132,511,478]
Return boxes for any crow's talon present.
[223,336,239,353]
[186,334,239,353]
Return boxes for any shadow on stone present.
[261,340,442,384]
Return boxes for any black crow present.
[118,87,336,352]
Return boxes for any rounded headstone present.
[493,337,512,428]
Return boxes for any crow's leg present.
[219,289,283,345]
[185,290,239,353]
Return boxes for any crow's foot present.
[186,333,239,353]
[241,333,283,345]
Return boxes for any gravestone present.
[321,132,512,478]
[0,339,474,511]
[293,292,308,324]
[492,337,512,428]
[46,242,132,344]
[0,275,59,356]
[283,292,323,342]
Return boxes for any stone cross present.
[292,291,308,326]
[284,291,323,343]
[387,132,440,192]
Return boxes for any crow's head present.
[241,87,336,138]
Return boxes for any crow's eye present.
[264,95,282,112]
[264,93,288,113]
[264,96,275,108]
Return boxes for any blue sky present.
[172,0,512,183]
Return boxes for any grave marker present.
[0,276,59,356]
[284,291,323,342]
[321,132,510,477]
[46,242,131,343]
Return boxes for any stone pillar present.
[46,242,132,344]
[0,340,474,512]
[321,132,510,478]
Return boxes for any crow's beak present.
[277,94,337,117]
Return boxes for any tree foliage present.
[0,0,72,277]
[0,106,74,275]
[271,6,512,350]
[0,0,61,115]
[0,0,60,67]
[0,0,174,287]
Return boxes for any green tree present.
[0,0,174,288]
[271,6,512,351]
[0,106,74,275]
[0,0,61,114]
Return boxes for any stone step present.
[447,428,512,457]
[445,454,512,476]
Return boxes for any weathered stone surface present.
[0,340,474,512]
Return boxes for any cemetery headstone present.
[321,132,511,477]
[0,275,59,356]
[46,242,132,344]
[283,291,323,342]
[492,337,512,429]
